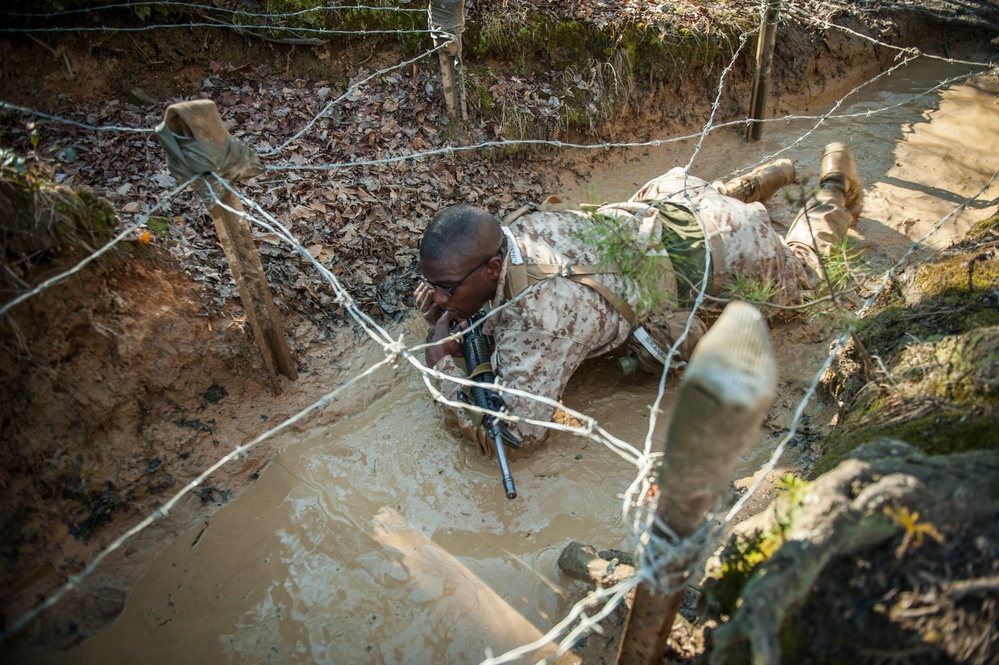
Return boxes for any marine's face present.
[421,241,504,320]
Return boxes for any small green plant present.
[574,211,681,315]
[821,234,867,295]
[883,504,944,559]
[705,474,810,614]
[773,473,809,535]
[722,274,782,307]
[146,216,172,240]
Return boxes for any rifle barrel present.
[492,426,517,499]
[461,318,518,500]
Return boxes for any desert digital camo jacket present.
[433,168,824,458]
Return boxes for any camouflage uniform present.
[435,167,851,458]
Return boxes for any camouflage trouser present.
[630,168,851,304]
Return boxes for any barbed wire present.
[0,100,156,133]
[261,62,991,171]
[0,23,433,36]
[0,63,985,194]
[1,60,988,175]
[0,341,401,641]
[259,40,450,156]
[789,7,997,68]
[480,577,641,665]
[0,1,426,19]
[633,20,751,455]
[1,3,996,661]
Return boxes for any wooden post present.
[438,39,467,122]
[429,0,467,122]
[162,100,298,389]
[746,0,780,142]
[615,302,776,664]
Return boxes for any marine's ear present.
[484,253,504,281]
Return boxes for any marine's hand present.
[424,312,464,368]
[414,282,442,325]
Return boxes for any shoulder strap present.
[501,199,677,328]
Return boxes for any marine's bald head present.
[420,205,501,268]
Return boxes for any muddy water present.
[563,58,999,265]
[41,59,998,664]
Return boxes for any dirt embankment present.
[0,1,996,661]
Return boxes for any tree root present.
[708,438,999,665]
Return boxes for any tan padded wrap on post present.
[155,101,264,203]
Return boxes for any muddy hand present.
[414,282,442,326]
[424,312,465,368]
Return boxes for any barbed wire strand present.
[0,23,433,36]
[791,8,997,68]
[1,59,988,172]
[0,352,399,641]
[0,101,156,133]
[480,577,642,665]
[0,1,425,18]
[260,40,450,156]
[636,24,750,456]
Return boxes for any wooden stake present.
[438,39,468,122]
[615,302,776,664]
[163,100,298,389]
[746,0,781,142]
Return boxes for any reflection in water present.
[37,58,999,665]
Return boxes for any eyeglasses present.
[422,238,506,297]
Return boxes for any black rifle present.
[458,315,521,499]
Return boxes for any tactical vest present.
[499,197,681,369]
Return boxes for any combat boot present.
[819,142,863,219]
[715,158,796,204]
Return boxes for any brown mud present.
[0,3,997,664]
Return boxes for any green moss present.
[703,475,810,615]
[963,211,999,243]
[928,328,999,401]
[915,253,999,297]
[812,405,999,477]
[466,7,743,87]
[816,209,999,475]
[855,280,999,361]
[146,216,172,240]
